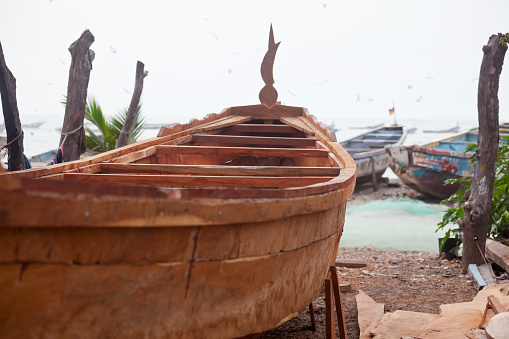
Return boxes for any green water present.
[341,197,447,252]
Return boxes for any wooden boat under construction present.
[0,28,356,338]
[0,105,356,338]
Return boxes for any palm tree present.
[65,97,145,152]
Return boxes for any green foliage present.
[61,96,146,152]
[499,32,509,45]
[84,98,145,152]
[437,137,509,250]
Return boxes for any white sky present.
[1,0,509,125]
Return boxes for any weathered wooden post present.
[460,34,507,273]
[115,61,148,149]
[59,30,95,162]
[0,41,24,171]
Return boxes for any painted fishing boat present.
[387,124,509,199]
[0,27,357,339]
[340,125,406,184]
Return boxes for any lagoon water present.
[341,197,447,253]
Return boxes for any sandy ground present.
[259,180,494,339]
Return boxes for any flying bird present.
[314,80,328,86]
[288,90,297,96]
[415,96,422,103]
[110,46,117,54]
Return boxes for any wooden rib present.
[100,163,340,177]
[195,115,253,133]
[279,116,315,136]
[230,104,303,118]
[155,145,330,158]
[191,134,316,147]
[224,124,298,134]
[62,173,333,188]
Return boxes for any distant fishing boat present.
[422,125,460,134]
[28,149,58,164]
[350,122,384,130]
[22,121,45,128]
[340,125,406,184]
[144,123,172,129]
[387,124,509,199]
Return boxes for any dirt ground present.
[258,180,488,339]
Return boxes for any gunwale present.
[0,104,357,227]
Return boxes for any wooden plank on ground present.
[356,290,385,339]
[154,145,330,158]
[469,264,489,290]
[335,258,367,268]
[191,134,316,147]
[486,238,509,273]
[100,163,340,177]
[62,173,333,188]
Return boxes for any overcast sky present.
[2,0,509,125]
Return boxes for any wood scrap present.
[486,238,509,274]
[469,264,496,290]
[335,258,367,268]
[485,312,509,339]
[361,284,509,339]
[355,290,384,339]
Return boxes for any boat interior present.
[24,113,346,198]
[340,126,404,154]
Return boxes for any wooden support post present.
[325,278,336,339]
[308,303,317,331]
[0,41,24,171]
[330,266,348,339]
[370,156,378,192]
[59,29,95,162]
[116,61,148,148]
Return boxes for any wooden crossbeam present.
[191,134,316,147]
[100,163,340,177]
[155,145,330,158]
[224,124,298,134]
[62,173,333,188]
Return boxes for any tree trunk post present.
[115,61,148,149]
[0,40,24,171]
[460,34,507,273]
[59,30,95,162]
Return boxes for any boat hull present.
[352,150,391,183]
[388,145,473,199]
[0,193,347,338]
[0,104,356,338]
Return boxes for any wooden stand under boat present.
[0,26,356,338]
[0,104,356,338]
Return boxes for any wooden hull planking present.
[0,104,356,338]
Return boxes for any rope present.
[0,130,23,152]
[59,124,83,147]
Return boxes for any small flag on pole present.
[388,107,395,115]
